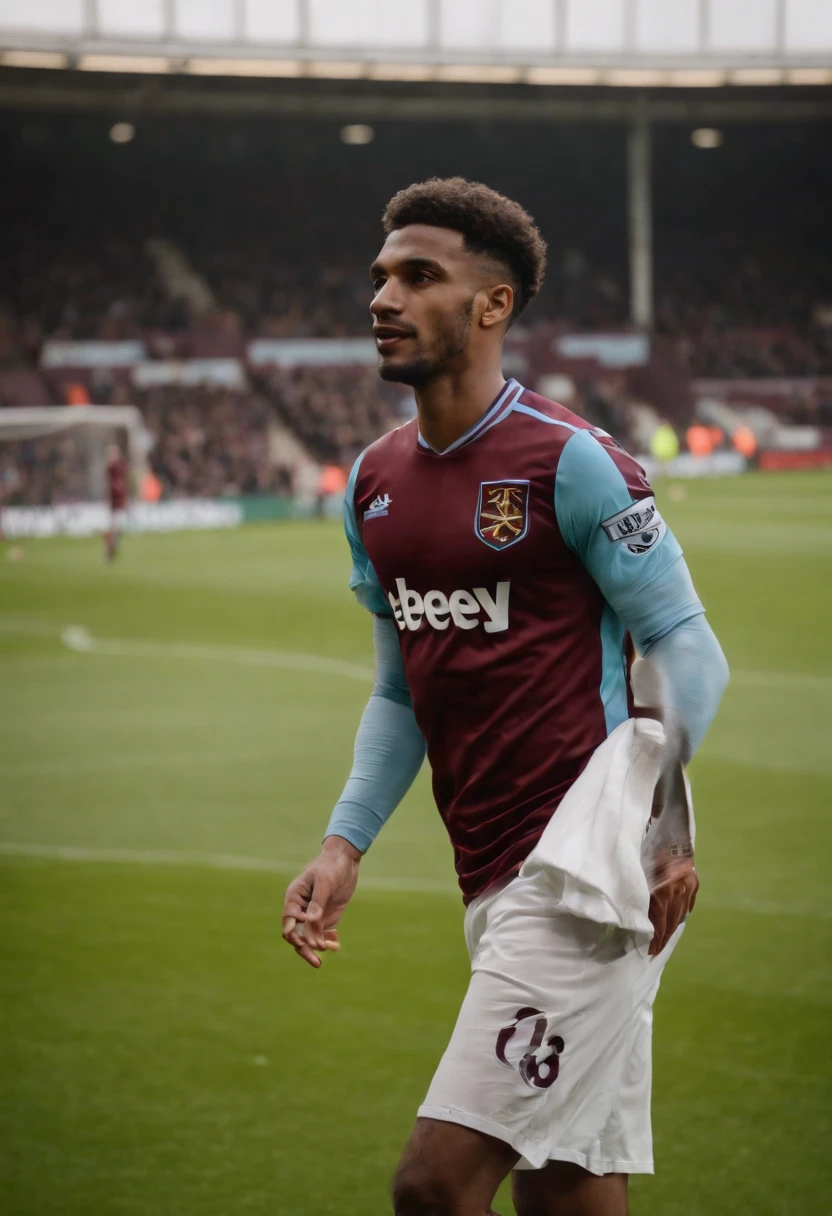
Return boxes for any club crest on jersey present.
[475,481,530,551]
[601,495,666,554]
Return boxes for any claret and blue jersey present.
[343,380,705,901]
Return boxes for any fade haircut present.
[382,176,547,323]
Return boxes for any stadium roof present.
[1,0,831,82]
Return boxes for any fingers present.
[648,872,699,956]
[689,870,700,913]
[282,873,313,925]
[282,871,320,967]
[281,920,340,968]
[281,914,310,957]
[282,858,352,968]
[660,886,688,953]
[303,875,334,948]
[291,935,323,968]
[648,891,668,957]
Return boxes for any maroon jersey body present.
[350,380,665,901]
[107,456,128,510]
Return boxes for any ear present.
[479,283,514,330]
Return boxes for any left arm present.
[556,429,729,951]
[556,428,728,761]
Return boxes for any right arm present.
[281,616,425,968]
[282,458,426,968]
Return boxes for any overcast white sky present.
[1,0,831,55]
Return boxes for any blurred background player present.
[104,442,128,562]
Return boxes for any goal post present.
[0,406,147,506]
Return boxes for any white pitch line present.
[59,625,374,683]
[0,616,63,637]
[0,841,457,896]
[0,841,828,919]
[55,625,832,695]
[1,618,830,694]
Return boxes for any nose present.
[370,278,404,319]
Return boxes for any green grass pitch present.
[1,472,830,1215]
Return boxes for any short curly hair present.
[382,177,547,323]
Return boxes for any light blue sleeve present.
[344,452,393,617]
[555,429,703,649]
[646,616,729,761]
[325,615,426,853]
[555,429,728,759]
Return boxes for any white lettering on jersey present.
[600,495,666,555]
[389,578,510,633]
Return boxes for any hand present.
[648,851,699,957]
[282,836,361,969]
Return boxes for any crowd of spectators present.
[655,251,832,379]
[205,251,372,340]
[668,325,832,379]
[0,436,87,507]
[139,386,295,499]
[786,382,832,427]
[2,235,830,507]
[573,376,638,449]
[3,226,830,379]
[261,366,410,466]
[0,236,188,354]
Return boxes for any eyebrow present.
[369,256,445,279]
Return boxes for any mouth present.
[374,327,414,353]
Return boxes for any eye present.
[372,277,386,293]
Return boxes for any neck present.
[414,356,507,453]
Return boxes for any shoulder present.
[556,425,653,502]
[554,426,664,560]
[511,386,650,484]
[510,388,613,464]
[346,421,417,529]
[513,388,596,436]
[351,421,417,495]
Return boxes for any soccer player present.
[104,442,128,562]
[282,179,728,1216]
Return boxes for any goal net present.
[0,406,145,506]
[0,406,147,538]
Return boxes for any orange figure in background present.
[66,382,91,406]
[140,471,163,503]
[686,424,714,457]
[732,425,757,459]
[320,465,348,496]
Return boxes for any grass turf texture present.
[1,471,830,1215]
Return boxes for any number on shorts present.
[495,1007,564,1090]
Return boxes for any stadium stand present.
[1,112,830,503]
[260,366,411,466]
[139,386,295,500]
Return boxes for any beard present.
[378,303,473,386]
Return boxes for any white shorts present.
[418,867,682,1176]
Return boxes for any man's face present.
[369,225,487,386]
